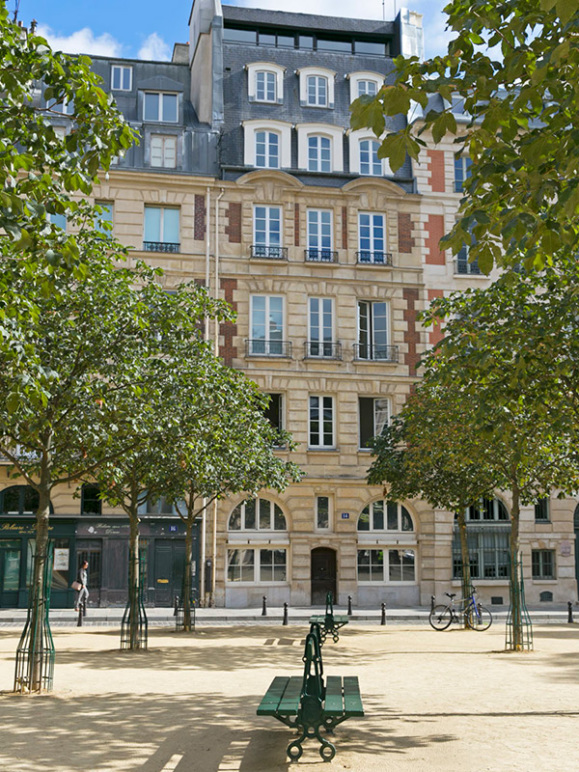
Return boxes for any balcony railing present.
[455,258,481,275]
[353,344,399,363]
[250,245,288,260]
[304,248,338,263]
[245,339,292,357]
[356,251,393,266]
[143,241,180,253]
[304,341,342,360]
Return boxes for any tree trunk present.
[456,509,472,628]
[127,508,141,650]
[26,488,52,691]
[508,482,522,651]
[183,517,194,632]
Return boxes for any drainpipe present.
[200,187,211,604]
[211,188,225,606]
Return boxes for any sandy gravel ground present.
[0,623,578,772]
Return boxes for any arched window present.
[255,130,280,168]
[357,80,378,97]
[359,139,382,176]
[0,485,46,515]
[464,498,509,521]
[357,500,413,532]
[308,135,331,172]
[228,498,287,531]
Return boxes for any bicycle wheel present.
[429,604,453,631]
[465,604,492,631]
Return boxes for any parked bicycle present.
[429,587,492,631]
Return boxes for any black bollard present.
[173,596,179,617]
[83,599,87,617]
[77,604,83,627]
[282,602,288,626]
[568,601,574,623]
[381,602,386,625]
[430,595,435,613]
[347,595,352,616]
[262,595,267,616]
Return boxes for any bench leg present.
[287,722,336,763]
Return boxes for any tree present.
[350,0,579,273]
[0,3,135,267]
[161,385,302,631]
[416,267,579,649]
[368,383,497,609]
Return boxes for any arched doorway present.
[311,547,336,606]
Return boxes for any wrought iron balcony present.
[250,245,288,260]
[455,258,481,275]
[245,339,292,357]
[143,241,180,253]
[304,341,342,360]
[356,251,393,266]
[304,248,338,263]
[353,344,399,363]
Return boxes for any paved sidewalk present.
[0,603,574,626]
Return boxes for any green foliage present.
[350,0,579,270]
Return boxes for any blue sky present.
[11,0,451,60]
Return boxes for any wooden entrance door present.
[311,547,337,606]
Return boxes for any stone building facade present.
[0,1,577,609]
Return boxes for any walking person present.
[75,560,89,612]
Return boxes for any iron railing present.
[356,251,393,266]
[143,241,180,253]
[304,341,342,360]
[304,248,338,263]
[353,344,399,362]
[245,339,292,357]
[250,245,288,260]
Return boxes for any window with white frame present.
[357,300,390,361]
[150,135,177,168]
[111,64,132,91]
[348,130,392,177]
[143,206,180,252]
[298,67,335,108]
[454,155,472,192]
[359,139,383,176]
[358,500,414,532]
[359,397,390,448]
[227,548,287,582]
[306,209,333,261]
[242,120,292,168]
[358,80,378,97]
[308,135,331,172]
[348,71,383,104]
[309,395,335,448]
[255,131,280,168]
[357,549,416,582]
[358,213,388,264]
[48,97,74,115]
[247,62,285,104]
[249,295,284,355]
[228,497,287,531]
[253,205,283,258]
[316,496,330,530]
[144,92,178,122]
[308,298,334,358]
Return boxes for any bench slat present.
[257,676,291,715]
[277,676,303,714]
[343,676,364,716]
[324,675,345,715]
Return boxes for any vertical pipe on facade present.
[211,189,225,605]
[200,187,211,603]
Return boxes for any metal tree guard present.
[14,541,55,693]
[505,554,533,651]
[120,550,148,650]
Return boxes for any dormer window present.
[242,120,292,168]
[247,62,285,104]
[348,72,384,105]
[308,75,327,106]
[349,130,392,177]
[296,123,344,172]
[111,64,132,91]
[298,67,336,109]
[144,92,178,123]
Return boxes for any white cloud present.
[138,32,171,61]
[37,25,123,57]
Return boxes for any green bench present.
[309,592,349,644]
[257,623,364,762]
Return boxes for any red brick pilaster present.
[403,287,420,377]
[398,213,415,254]
[427,149,446,193]
[219,278,238,365]
[225,202,242,244]
[194,194,206,241]
[341,207,348,250]
[425,215,446,265]
[427,289,444,347]
[294,203,300,247]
